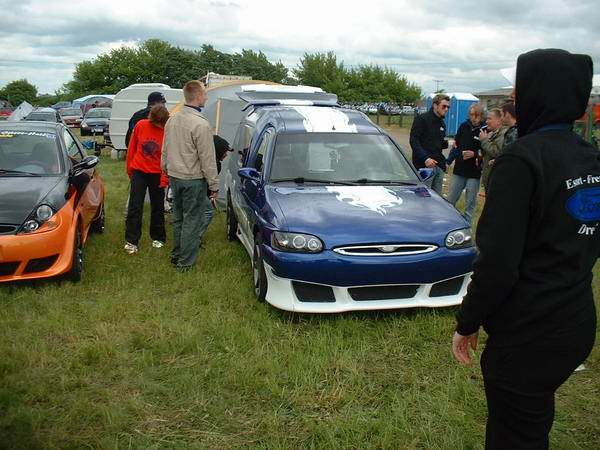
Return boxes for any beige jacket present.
[161,106,219,191]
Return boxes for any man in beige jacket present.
[479,108,508,191]
[161,80,219,272]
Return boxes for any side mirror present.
[72,155,99,174]
[418,168,434,182]
[238,167,261,182]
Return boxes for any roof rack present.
[237,87,339,110]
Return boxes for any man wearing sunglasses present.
[410,94,450,194]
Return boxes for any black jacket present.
[409,109,448,171]
[456,49,598,347]
[125,107,151,148]
[452,120,482,179]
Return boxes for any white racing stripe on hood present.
[293,106,358,133]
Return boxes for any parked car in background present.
[224,91,476,313]
[51,101,71,110]
[0,121,105,282]
[80,107,111,136]
[24,108,64,124]
[0,107,14,120]
[59,107,83,127]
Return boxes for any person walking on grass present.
[161,80,219,272]
[452,49,598,450]
[446,103,484,224]
[124,104,170,254]
[409,94,450,195]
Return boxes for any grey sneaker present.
[124,242,138,254]
[152,240,165,248]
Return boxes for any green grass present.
[0,152,599,449]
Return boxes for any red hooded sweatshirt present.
[127,119,168,186]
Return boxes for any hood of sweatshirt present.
[515,49,593,137]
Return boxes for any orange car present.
[0,121,105,282]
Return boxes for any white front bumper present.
[263,262,470,313]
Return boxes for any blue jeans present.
[426,166,445,195]
[447,174,480,224]
[198,195,214,243]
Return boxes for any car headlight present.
[445,228,473,249]
[20,204,57,234]
[272,231,323,253]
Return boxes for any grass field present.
[1,143,599,449]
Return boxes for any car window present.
[0,130,62,175]
[63,128,83,162]
[252,129,273,173]
[270,133,419,183]
[85,109,111,119]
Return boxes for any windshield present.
[0,130,62,175]
[60,108,81,116]
[85,109,111,119]
[269,133,419,184]
[25,112,56,122]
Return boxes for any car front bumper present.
[261,245,475,313]
[0,202,76,282]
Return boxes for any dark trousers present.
[170,177,207,267]
[481,319,596,450]
[125,170,166,245]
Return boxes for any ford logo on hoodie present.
[566,187,600,222]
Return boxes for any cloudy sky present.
[1,0,599,95]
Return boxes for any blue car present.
[224,98,476,313]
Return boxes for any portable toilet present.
[425,93,480,136]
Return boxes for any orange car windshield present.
[0,131,62,175]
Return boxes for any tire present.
[226,194,238,242]
[66,223,84,282]
[252,233,268,302]
[90,202,105,233]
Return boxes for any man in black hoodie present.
[452,49,598,449]
[410,94,450,194]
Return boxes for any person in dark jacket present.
[409,94,450,194]
[452,49,598,450]
[501,101,518,150]
[446,103,484,224]
[124,91,167,148]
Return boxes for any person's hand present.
[489,159,495,167]
[479,130,489,141]
[462,150,475,160]
[209,190,218,199]
[452,331,479,365]
[425,158,438,168]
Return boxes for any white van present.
[109,83,183,152]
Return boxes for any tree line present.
[0,39,421,107]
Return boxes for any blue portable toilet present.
[425,93,479,136]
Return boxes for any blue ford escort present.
[224,92,476,313]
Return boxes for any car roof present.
[254,105,382,135]
[0,121,60,133]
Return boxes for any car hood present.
[0,176,64,225]
[266,184,469,247]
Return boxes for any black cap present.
[147,91,166,105]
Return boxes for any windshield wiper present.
[0,168,41,176]
[270,177,356,186]
[353,178,417,185]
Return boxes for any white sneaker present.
[124,242,138,254]
[152,240,165,248]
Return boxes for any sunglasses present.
[440,105,450,110]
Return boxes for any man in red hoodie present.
[125,104,170,254]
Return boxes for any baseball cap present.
[147,91,166,104]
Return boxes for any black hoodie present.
[456,49,598,347]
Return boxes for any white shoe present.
[124,242,138,254]
[152,240,165,248]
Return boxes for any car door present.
[239,127,273,241]
[63,127,101,229]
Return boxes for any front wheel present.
[66,224,84,282]
[252,233,268,302]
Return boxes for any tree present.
[0,79,38,105]
[293,52,346,95]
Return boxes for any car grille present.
[429,276,465,297]
[0,262,20,276]
[0,224,18,235]
[23,255,59,274]
[349,285,419,301]
[333,244,438,256]
[292,281,336,302]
